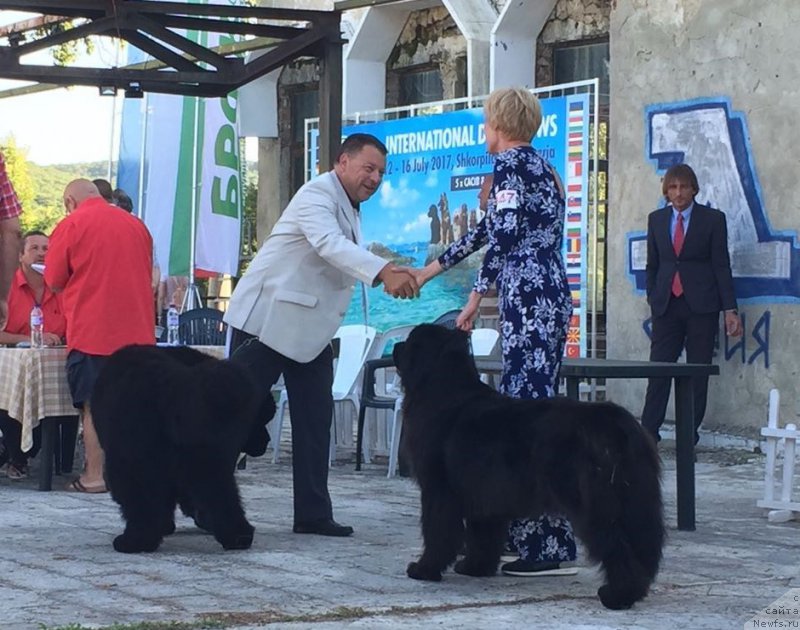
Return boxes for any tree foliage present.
[34,20,95,66]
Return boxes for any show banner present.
[313,94,590,357]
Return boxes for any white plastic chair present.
[356,324,416,477]
[271,324,377,465]
[471,327,500,387]
[470,327,500,357]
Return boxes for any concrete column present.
[257,137,281,245]
[344,0,495,115]
[442,0,496,98]
[491,0,557,89]
[344,5,409,115]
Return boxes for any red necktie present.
[671,212,685,296]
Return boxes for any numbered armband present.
[495,189,519,210]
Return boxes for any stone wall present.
[385,7,466,106]
[607,0,800,437]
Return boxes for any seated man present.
[0,231,66,480]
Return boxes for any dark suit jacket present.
[645,203,737,317]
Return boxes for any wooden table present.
[474,357,720,531]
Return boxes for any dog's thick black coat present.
[393,325,664,610]
[92,345,274,554]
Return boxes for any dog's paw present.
[220,532,254,551]
[113,533,161,554]
[454,558,496,577]
[217,523,255,550]
[598,585,636,610]
[407,561,442,581]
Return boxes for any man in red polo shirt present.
[0,150,23,330]
[46,179,154,493]
[0,230,67,479]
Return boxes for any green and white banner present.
[117,0,242,278]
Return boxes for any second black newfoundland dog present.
[92,345,274,554]
[393,324,664,610]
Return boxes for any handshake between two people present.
[375,260,479,332]
[376,260,441,300]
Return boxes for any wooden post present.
[318,29,343,174]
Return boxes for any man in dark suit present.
[641,164,742,444]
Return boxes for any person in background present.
[45,179,154,493]
[411,87,577,577]
[111,188,133,213]
[641,163,743,444]
[158,275,189,324]
[112,187,160,302]
[92,178,114,204]
[224,133,419,537]
[0,230,66,480]
[0,149,22,330]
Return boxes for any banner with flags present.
[117,0,242,279]
[305,93,592,354]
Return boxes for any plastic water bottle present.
[30,304,44,349]
[166,304,180,345]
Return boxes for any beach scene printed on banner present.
[325,96,589,356]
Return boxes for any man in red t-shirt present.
[0,150,23,330]
[45,179,154,493]
[0,231,67,479]
[0,230,65,346]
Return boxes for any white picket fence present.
[757,389,800,522]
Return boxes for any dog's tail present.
[599,403,665,606]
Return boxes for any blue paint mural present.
[640,309,771,369]
[627,97,800,303]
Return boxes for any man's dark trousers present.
[230,329,334,523]
[641,295,719,443]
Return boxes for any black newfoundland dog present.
[92,345,274,553]
[393,324,664,610]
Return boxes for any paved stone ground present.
[0,443,798,630]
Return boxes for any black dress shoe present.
[293,518,354,537]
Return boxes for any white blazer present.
[224,171,387,362]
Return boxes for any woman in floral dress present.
[414,87,576,576]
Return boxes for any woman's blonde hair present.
[483,87,542,142]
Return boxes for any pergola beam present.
[132,14,230,69]
[0,1,335,23]
[10,15,115,56]
[0,14,66,38]
[119,28,207,74]
[152,14,305,40]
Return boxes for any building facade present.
[245,0,799,437]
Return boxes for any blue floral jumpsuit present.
[438,145,576,564]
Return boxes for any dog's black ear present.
[392,341,406,371]
[447,328,471,352]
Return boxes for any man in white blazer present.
[225,134,418,537]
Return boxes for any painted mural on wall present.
[627,97,800,303]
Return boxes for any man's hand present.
[43,332,62,346]
[0,298,7,330]
[377,264,420,299]
[725,310,743,337]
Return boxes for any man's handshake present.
[377,263,420,299]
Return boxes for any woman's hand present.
[411,260,443,290]
[456,291,482,331]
